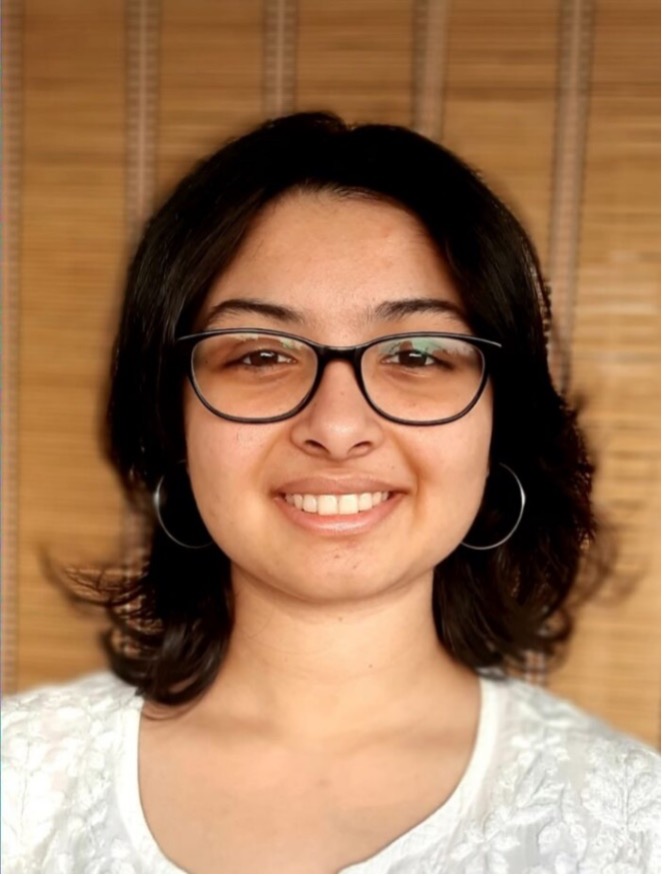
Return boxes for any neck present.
[203,568,476,741]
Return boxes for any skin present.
[139,192,493,874]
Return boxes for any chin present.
[239,556,431,609]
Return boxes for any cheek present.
[409,407,492,518]
[185,384,270,470]
[184,412,272,530]
[419,403,492,471]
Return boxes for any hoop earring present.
[153,469,213,550]
[461,463,526,551]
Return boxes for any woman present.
[2,112,659,875]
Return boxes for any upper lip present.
[276,476,404,495]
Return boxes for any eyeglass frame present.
[176,328,502,426]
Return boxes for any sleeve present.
[2,699,42,874]
[1,687,101,874]
[1,675,138,875]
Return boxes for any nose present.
[289,360,385,460]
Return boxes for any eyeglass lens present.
[190,332,486,423]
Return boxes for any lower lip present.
[274,493,402,535]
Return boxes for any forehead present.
[203,191,468,334]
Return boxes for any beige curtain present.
[2,0,659,747]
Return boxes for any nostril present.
[303,438,326,451]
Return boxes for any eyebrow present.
[373,298,467,322]
[201,298,305,329]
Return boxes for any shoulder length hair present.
[73,112,606,704]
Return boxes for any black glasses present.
[177,328,501,426]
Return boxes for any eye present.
[193,333,311,376]
[381,340,444,368]
[388,349,433,367]
[236,349,294,368]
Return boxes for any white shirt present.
[2,671,660,874]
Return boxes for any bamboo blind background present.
[2,0,659,747]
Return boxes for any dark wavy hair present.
[74,111,607,704]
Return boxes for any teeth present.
[303,494,318,513]
[318,495,338,516]
[358,493,373,511]
[284,492,391,516]
[338,494,359,515]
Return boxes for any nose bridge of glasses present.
[312,344,368,399]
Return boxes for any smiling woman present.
[2,113,660,875]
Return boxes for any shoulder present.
[3,670,139,755]
[3,668,138,712]
[2,669,141,781]
[496,675,660,770]
[2,672,142,872]
[479,676,660,873]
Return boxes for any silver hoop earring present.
[461,463,526,551]
[153,471,213,550]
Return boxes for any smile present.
[283,492,391,516]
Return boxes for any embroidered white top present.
[1,672,660,875]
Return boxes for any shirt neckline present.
[115,675,503,875]
[339,674,500,873]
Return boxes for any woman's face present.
[184,192,492,604]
